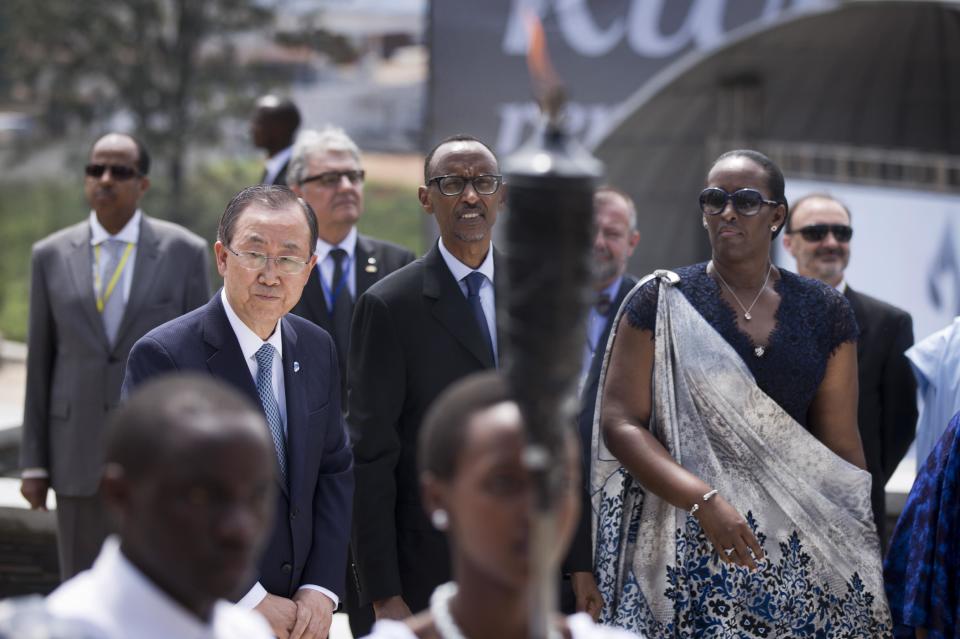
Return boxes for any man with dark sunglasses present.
[783,193,916,545]
[20,132,210,580]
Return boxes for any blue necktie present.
[464,271,495,364]
[255,344,288,486]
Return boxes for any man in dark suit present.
[250,95,301,186]
[783,193,917,543]
[123,185,353,639]
[288,127,415,402]
[566,186,640,618]
[20,132,210,580]
[347,135,505,631]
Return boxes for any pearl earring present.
[702,220,708,229]
[771,225,778,232]
[431,509,449,530]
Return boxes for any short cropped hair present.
[89,133,151,176]
[711,149,788,239]
[287,127,362,186]
[106,374,265,480]
[423,134,498,183]
[217,185,318,252]
[418,371,514,481]
[594,185,637,231]
[787,193,852,232]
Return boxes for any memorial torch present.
[501,18,603,639]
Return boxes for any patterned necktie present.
[329,248,353,363]
[464,271,495,364]
[255,344,288,486]
[100,239,127,346]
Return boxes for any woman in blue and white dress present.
[591,150,892,637]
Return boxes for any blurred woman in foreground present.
[363,371,638,639]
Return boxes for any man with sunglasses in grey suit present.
[783,193,916,545]
[19,132,210,580]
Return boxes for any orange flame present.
[523,11,565,122]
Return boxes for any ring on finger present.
[723,547,735,556]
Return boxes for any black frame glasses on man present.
[427,174,503,197]
[84,163,141,181]
[787,224,854,243]
[699,187,780,217]
[300,170,365,188]
[224,246,310,275]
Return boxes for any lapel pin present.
[367,257,377,263]
[365,264,378,273]
[293,361,300,373]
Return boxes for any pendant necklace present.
[710,261,773,322]
[710,261,774,357]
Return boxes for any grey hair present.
[287,126,362,186]
[594,186,638,231]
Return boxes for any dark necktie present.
[329,248,353,363]
[464,271,495,364]
[596,292,612,317]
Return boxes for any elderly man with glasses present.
[20,132,210,580]
[345,135,506,635]
[783,193,917,546]
[123,185,353,639]
[287,127,414,407]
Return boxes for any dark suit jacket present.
[20,215,209,496]
[845,286,917,540]
[566,274,638,573]
[347,242,501,613]
[122,293,354,599]
[291,233,415,401]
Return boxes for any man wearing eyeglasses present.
[123,185,353,639]
[783,193,916,544]
[287,127,415,406]
[346,135,505,632]
[20,132,210,581]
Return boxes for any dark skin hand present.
[20,477,49,510]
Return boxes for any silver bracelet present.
[689,489,719,515]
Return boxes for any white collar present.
[264,146,293,177]
[99,537,220,635]
[438,238,495,284]
[315,225,358,263]
[220,289,283,362]
[835,279,847,294]
[89,209,142,246]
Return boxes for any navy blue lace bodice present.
[624,262,858,426]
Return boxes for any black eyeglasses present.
[224,246,310,275]
[788,224,854,243]
[699,187,780,217]
[84,163,141,181]
[427,174,502,197]
[300,170,365,188]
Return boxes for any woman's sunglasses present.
[699,187,780,217]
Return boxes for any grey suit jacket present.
[20,214,211,496]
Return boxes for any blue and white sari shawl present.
[589,271,892,638]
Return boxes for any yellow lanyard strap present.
[94,242,134,313]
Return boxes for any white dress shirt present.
[263,146,293,185]
[89,208,142,304]
[315,225,358,304]
[221,291,339,610]
[438,238,498,366]
[46,537,273,639]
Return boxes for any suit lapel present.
[584,276,637,395]
[355,235,380,296]
[201,295,291,496]
[113,216,161,350]
[281,318,305,504]
[65,224,110,349]
[424,244,495,368]
[301,265,333,331]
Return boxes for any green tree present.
[0,0,280,222]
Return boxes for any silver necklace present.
[429,582,561,639]
[710,261,773,322]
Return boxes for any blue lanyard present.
[320,252,352,308]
